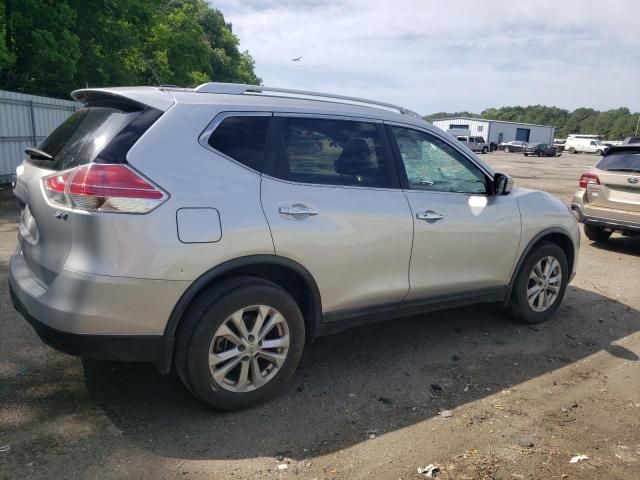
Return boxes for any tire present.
[524,153,528,156]
[482,146,489,154]
[504,147,510,153]
[583,224,612,242]
[508,241,569,324]
[537,151,543,157]
[175,276,305,410]
[595,149,603,156]
[568,147,575,154]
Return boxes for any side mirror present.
[493,173,513,195]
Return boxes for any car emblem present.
[628,177,640,184]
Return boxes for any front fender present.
[511,188,580,278]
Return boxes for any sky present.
[212,0,640,115]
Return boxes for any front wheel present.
[504,147,510,153]
[482,146,489,154]
[568,147,575,154]
[175,276,305,410]
[595,149,603,156]
[508,242,568,324]
[584,224,611,242]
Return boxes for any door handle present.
[279,204,319,217]
[416,210,444,221]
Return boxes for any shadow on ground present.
[70,286,640,461]
[588,234,640,258]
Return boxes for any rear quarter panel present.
[64,103,275,281]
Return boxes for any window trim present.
[384,122,494,196]
[198,111,273,174]
[262,114,401,191]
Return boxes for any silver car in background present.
[455,135,490,154]
[10,83,579,410]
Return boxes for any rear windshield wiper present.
[25,147,54,161]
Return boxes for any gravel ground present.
[1,152,639,480]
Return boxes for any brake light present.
[579,173,600,189]
[43,170,73,206]
[42,164,167,213]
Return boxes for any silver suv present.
[10,83,579,410]
[455,135,490,154]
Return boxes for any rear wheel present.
[595,149,603,156]
[175,277,305,410]
[584,224,611,242]
[537,151,543,157]
[504,147,510,153]
[508,242,568,324]
[568,147,575,154]
[482,146,489,154]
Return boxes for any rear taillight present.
[42,164,167,213]
[579,173,600,189]
[43,170,73,206]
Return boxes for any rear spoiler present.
[71,87,175,112]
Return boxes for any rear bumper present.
[8,248,189,369]
[10,284,165,362]
[571,203,640,233]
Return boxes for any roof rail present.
[193,82,422,118]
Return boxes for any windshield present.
[34,106,142,171]
[597,152,640,172]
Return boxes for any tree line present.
[0,0,260,99]
[424,105,640,140]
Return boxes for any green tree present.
[0,0,260,97]
[1,0,80,97]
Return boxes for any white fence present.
[0,90,78,182]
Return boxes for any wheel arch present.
[506,228,576,300]
[156,255,322,374]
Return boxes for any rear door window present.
[35,105,153,171]
[272,117,392,188]
[208,115,271,172]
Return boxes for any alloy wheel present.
[527,256,562,312]
[208,305,290,392]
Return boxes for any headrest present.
[334,138,376,176]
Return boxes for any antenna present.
[143,58,163,86]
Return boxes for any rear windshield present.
[597,152,640,172]
[32,105,153,170]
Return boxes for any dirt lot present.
[1,152,639,480]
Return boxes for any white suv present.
[10,83,579,410]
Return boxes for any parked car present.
[10,83,580,410]
[622,136,640,145]
[499,141,528,153]
[571,145,640,241]
[565,137,608,155]
[455,135,489,154]
[523,143,560,157]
